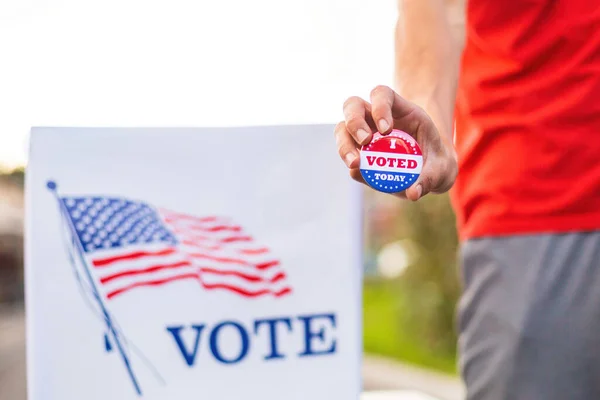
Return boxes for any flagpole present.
[46,181,142,396]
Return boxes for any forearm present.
[394,0,465,148]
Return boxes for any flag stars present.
[65,197,178,251]
[112,217,124,226]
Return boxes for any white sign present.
[25,125,362,400]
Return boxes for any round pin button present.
[359,130,423,194]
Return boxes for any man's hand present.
[335,85,458,201]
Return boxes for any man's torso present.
[452,0,600,240]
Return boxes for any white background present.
[26,125,363,400]
[0,0,397,168]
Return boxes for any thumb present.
[404,151,432,201]
[404,156,456,201]
[405,170,435,201]
[405,181,424,202]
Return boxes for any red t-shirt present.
[452,0,600,241]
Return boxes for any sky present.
[0,0,397,168]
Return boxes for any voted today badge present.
[359,129,423,194]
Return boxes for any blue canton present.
[61,197,178,253]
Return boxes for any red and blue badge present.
[359,129,423,194]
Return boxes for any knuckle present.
[333,122,347,145]
[335,132,344,147]
[345,116,363,131]
[334,121,346,134]
[337,143,354,156]
[370,85,391,98]
[343,96,363,111]
[415,108,434,128]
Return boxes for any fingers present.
[404,154,457,201]
[334,122,360,169]
[337,95,378,170]
[368,85,455,200]
[405,180,425,202]
[405,158,440,201]
[349,168,366,184]
[339,87,458,199]
[342,96,375,146]
[370,85,419,135]
[369,86,394,134]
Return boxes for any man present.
[335,0,600,399]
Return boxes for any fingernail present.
[356,129,369,144]
[344,152,357,167]
[378,119,390,133]
[415,184,423,200]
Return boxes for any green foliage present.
[363,278,457,374]
[363,193,460,373]
[398,193,461,354]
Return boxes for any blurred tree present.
[0,166,25,187]
[397,193,460,355]
[362,192,461,373]
[0,166,25,304]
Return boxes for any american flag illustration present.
[60,195,292,301]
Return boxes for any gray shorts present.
[458,232,600,400]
